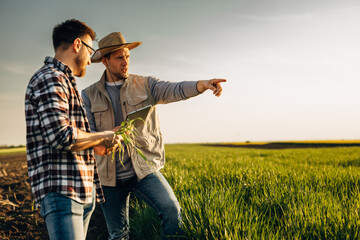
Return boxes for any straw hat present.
[91,32,142,63]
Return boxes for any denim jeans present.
[40,187,96,240]
[100,172,183,240]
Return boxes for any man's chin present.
[116,73,128,79]
[75,69,86,78]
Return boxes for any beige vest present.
[85,72,164,186]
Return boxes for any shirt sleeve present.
[148,76,201,104]
[36,75,77,150]
[81,90,97,132]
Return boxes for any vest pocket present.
[125,87,150,114]
[136,134,159,153]
[91,104,108,131]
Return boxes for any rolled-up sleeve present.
[37,77,77,150]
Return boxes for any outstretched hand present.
[197,79,226,97]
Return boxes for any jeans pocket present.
[40,192,83,218]
[40,192,58,218]
[70,199,83,216]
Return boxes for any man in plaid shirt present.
[25,19,122,240]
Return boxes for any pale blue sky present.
[1,0,360,145]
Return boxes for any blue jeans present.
[100,172,183,240]
[40,188,96,240]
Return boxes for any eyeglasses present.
[81,40,96,57]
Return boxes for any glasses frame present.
[81,40,96,57]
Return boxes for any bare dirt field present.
[0,152,108,240]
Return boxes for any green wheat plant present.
[112,118,147,167]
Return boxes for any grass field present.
[221,140,360,145]
[3,143,359,239]
[0,147,26,155]
[129,144,360,240]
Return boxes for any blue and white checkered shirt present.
[25,56,104,207]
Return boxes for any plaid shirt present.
[25,56,104,207]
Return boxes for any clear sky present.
[1,0,360,146]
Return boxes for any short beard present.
[114,72,128,80]
[75,55,86,77]
[107,70,128,81]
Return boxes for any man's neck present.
[54,52,75,73]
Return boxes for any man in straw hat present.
[25,20,122,239]
[82,32,226,239]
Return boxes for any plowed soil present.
[0,152,108,240]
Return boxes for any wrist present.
[102,131,114,141]
[196,81,205,93]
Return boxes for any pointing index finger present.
[212,78,227,83]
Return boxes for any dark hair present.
[52,19,96,51]
[103,52,112,59]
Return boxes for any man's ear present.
[102,58,108,67]
[73,38,82,53]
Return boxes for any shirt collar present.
[44,56,75,82]
[105,80,124,86]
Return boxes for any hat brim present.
[91,42,142,63]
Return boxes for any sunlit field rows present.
[0,147,26,154]
[3,144,359,239]
[221,140,360,145]
[129,144,360,240]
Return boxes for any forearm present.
[70,129,111,151]
[149,77,200,104]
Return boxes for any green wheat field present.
[128,143,360,240]
[2,143,360,239]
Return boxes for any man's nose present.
[122,58,129,65]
